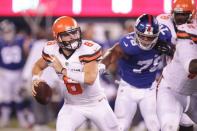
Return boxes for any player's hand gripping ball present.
[33,81,52,105]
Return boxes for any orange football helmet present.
[52,16,82,50]
[171,0,196,25]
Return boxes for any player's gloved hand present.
[154,40,174,57]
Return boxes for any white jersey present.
[157,14,197,45]
[157,14,177,44]
[161,24,197,95]
[42,40,106,104]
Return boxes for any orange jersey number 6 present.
[63,76,83,95]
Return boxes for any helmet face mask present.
[135,30,158,50]
[57,27,82,51]
[135,14,159,50]
[173,10,192,25]
[52,16,82,51]
[172,0,196,25]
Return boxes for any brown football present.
[34,81,52,105]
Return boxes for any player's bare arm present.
[32,58,48,95]
[32,58,48,76]
[101,43,124,69]
[83,60,98,84]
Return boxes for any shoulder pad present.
[177,24,197,35]
[119,33,135,47]
[159,24,172,43]
[177,24,197,43]
[157,14,171,23]
[119,33,137,55]
[42,40,57,62]
[79,40,102,63]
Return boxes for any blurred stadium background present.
[0,0,197,131]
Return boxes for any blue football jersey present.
[118,24,172,88]
[0,36,26,70]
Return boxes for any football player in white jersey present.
[31,16,120,131]
[156,23,197,131]
[157,0,196,44]
[156,0,197,130]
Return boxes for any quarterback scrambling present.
[157,23,197,131]
[32,16,120,131]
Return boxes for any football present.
[33,81,52,105]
